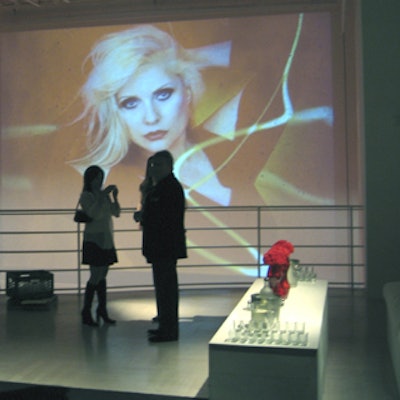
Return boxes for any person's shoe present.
[96,309,116,325]
[147,329,160,335]
[148,334,178,343]
[81,310,99,327]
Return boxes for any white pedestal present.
[209,279,328,400]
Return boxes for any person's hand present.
[104,184,115,193]
[104,185,117,196]
[133,210,142,223]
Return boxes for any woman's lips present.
[145,130,167,141]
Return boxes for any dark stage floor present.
[0,286,398,399]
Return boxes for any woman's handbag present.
[74,200,92,223]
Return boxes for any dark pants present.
[152,259,179,338]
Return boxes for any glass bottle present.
[257,279,281,320]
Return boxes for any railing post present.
[349,205,355,290]
[257,206,262,277]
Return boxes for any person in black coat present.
[141,150,187,342]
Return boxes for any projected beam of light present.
[175,14,316,198]
[175,14,333,278]
[291,107,334,126]
[2,124,58,138]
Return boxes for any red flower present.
[263,240,294,299]
[263,249,289,266]
[272,240,294,255]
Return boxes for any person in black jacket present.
[141,150,187,342]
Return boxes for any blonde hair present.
[71,25,205,173]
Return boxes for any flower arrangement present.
[263,240,294,299]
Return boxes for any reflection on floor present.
[0,287,398,399]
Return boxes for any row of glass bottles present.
[288,259,317,286]
[225,318,309,346]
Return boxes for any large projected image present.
[0,12,336,211]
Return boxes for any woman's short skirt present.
[82,241,118,266]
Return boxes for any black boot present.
[81,282,98,327]
[96,279,116,324]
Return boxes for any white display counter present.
[209,279,328,400]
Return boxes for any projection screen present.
[0,10,362,286]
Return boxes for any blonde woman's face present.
[116,63,191,154]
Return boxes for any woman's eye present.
[119,97,139,110]
[155,88,173,101]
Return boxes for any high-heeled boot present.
[81,282,98,327]
[96,279,116,324]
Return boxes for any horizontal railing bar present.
[327,282,365,288]
[13,280,366,294]
[0,208,137,215]
[0,205,364,214]
[95,282,254,290]
[0,249,83,254]
[0,230,79,235]
[259,226,364,230]
[0,225,365,233]
[0,246,364,255]
[0,263,366,273]
[188,244,364,250]
[186,205,364,211]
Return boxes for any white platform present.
[209,279,328,400]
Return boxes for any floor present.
[0,285,398,400]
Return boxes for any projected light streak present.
[278,13,303,116]
[173,15,305,184]
[241,13,303,134]
[175,14,332,202]
[291,107,334,126]
[174,15,305,188]
[3,175,33,190]
[2,124,58,139]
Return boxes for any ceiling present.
[0,0,332,10]
[0,0,71,6]
[0,0,338,32]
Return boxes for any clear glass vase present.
[251,279,281,322]
[288,258,300,287]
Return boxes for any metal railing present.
[0,205,365,294]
